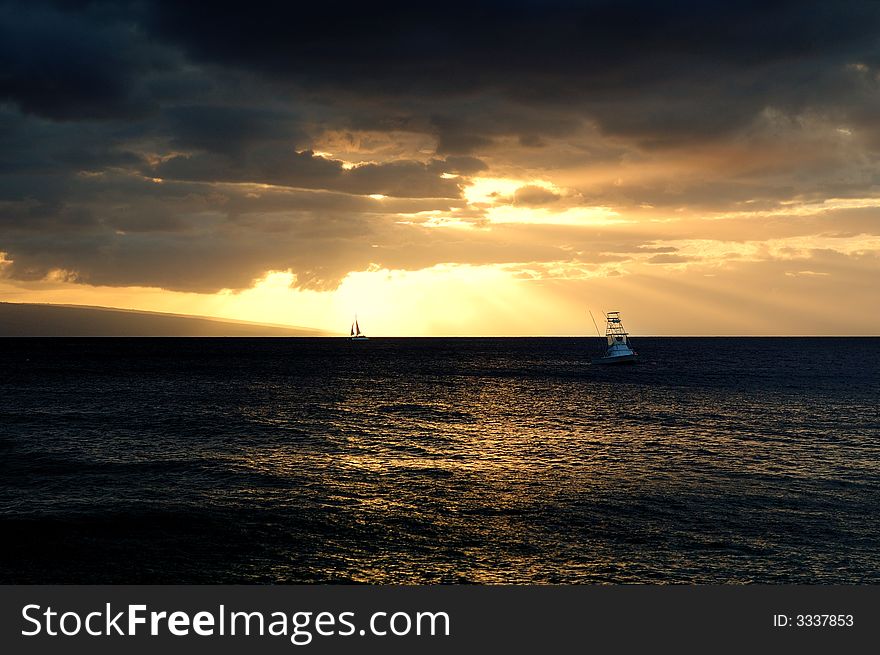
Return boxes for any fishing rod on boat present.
[588,310,602,338]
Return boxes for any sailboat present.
[349,315,368,341]
[592,311,637,364]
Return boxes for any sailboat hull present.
[349,315,368,339]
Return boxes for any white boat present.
[593,311,637,364]
[349,316,368,341]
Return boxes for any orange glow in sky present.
[2,92,880,334]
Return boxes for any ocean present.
[1,337,878,583]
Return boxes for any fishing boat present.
[592,311,637,364]
[349,316,368,341]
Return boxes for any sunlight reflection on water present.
[1,337,878,583]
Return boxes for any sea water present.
[1,337,877,583]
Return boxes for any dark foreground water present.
[1,337,878,583]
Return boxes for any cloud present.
[648,253,694,264]
[513,185,561,206]
[162,105,305,157]
[1,0,880,302]
[151,150,462,198]
[430,156,488,176]
[0,2,169,120]
[141,1,880,143]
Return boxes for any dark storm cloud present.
[0,1,166,120]
[143,0,880,142]
[7,0,880,144]
[2,0,880,293]
[162,105,305,157]
[0,106,145,179]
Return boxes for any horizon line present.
[2,334,878,338]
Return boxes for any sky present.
[1,0,879,335]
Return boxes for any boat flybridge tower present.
[594,311,637,364]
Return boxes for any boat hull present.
[593,353,637,365]
[349,335,369,341]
